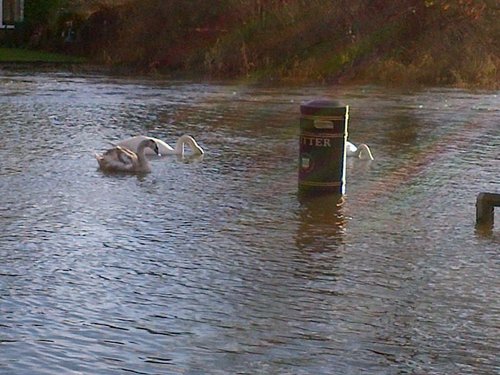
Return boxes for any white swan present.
[346,141,374,160]
[117,134,204,156]
[96,138,160,173]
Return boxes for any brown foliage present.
[61,0,500,86]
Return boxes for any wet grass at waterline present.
[0,48,86,64]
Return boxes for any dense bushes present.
[13,0,500,87]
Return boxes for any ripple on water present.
[1,74,499,374]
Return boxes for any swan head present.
[141,138,161,156]
[151,140,161,156]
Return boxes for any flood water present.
[0,70,498,374]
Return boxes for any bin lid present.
[300,99,347,116]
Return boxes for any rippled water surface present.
[1,71,499,374]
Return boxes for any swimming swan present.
[96,138,160,173]
[117,134,204,156]
[346,141,374,160]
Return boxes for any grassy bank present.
[0,47,86,64]
[5,1,499,88]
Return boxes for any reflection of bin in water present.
[296,193,346,253]
[298,100,349,195]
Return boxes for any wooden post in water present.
[476,192,500,227]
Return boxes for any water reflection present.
[98,168,150,181]
[296,193,346,253]
[382,113,420,156]
[175,153,204,164]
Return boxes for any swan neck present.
[175,137,185,155]
[357,144,374,160]
[136,143,147,158]
[136,141,152,166]
[177,134,203,155]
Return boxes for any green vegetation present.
[2,0,498,87]
[0,47,85,63]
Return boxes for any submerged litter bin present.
[298,100,349,195]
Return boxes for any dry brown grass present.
[22,0,500,87]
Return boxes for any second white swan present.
[346,141,374,160]
[117,134,204,156]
